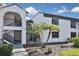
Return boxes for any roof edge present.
[0,3,28,14]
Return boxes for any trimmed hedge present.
[72,37,79,47]
[48,47,52,53]
[0,44,13,56]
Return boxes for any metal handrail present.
[5,22,21,26]
[3,33,15,43]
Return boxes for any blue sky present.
[18,3,79,19]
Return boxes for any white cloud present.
[25,7,39,18]
[56,6,69,14]
[25,7,38,15]
[71,6,79,13]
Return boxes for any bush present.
[0,44,13,56]
[48,47,52,53]
[67,38,72,43]
[72,37,79,47]
[61,45,66,48]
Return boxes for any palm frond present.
[27,22,60,33]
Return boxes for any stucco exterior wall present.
[0,5,27,44]
[32,12,79,43]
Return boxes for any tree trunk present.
[42,29,51,48]
[38,32,43,46]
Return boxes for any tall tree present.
[27,23,44,44]
[27,23,60,48]
[42,23,60,48]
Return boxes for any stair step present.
[3,33,14,43]
[3,40,11,44]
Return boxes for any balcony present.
[4,20,21,27]
[4,12,22,27]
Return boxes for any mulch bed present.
[23,43,74,56]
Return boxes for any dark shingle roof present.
[43,12,79,22]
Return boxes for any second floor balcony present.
[4,12,22,27]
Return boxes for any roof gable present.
[0,4,28,14]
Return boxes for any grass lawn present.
[60,48,79,56]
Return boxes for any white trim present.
[3,26,22,30]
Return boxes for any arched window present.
[4,12,22,26]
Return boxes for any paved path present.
[12,44,28,56]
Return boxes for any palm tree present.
[27,22,60,48]
[41,23,60,48]
[27,23,44,44]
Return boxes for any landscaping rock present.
[24,43,74,56]
[28,49,45,56]
[12,44,28,56]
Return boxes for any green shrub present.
[72,37,79,47]
[61,45,66,48]
[0,44,13,56]
[48,47,52,53]
[67,38,72,43]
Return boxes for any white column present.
[76,22,79,37]
[76,22,78,29]
[21,16,26,44]
[22,29,26,44]
[0,16,3,44]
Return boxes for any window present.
[26,20,33,30]
[52,32,59,38]
[78,23,79,29]
[52,18,59,25]
[5,13,15,20]
[4,12,22,26]
[71,21,76,28]
[71,32,76,37]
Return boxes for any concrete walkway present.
[12,44,28,56]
